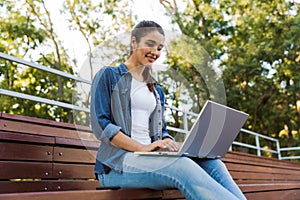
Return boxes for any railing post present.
[276,140,282,160]
[255,135,261,156]
[183,110,188,132]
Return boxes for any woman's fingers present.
[165,140,179,152]
[161,139,179,152]
[143,140,180,152]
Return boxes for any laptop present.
[135,100,249,158]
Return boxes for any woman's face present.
[132,30,164,66]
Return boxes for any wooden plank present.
[0,189,164,200]
[51,180,99,191]
[0,161,53,179]
[0,142,53,161]
[53,163,95,179]
[236,180,300,184]
[245,189,300,200]
[55,137,99,149]
[0,180,99,193]
[230,171,300,181]
[226,162,300,176]
[162,189,185,199]
[0,113,92,132]
[53,147,96,164]
[0,181,51,193]
[0,131,54,144]
[224,151,300,168]
[239,182,300,193]
[223,157,300,172]
[0,119,96,141]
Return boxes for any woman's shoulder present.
[97,65,117,74]
[94,64,125,77]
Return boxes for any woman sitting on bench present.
[90,20,247,200]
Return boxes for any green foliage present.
[0,0,78,123]
[161,0,300,156]
[0,0,136,125]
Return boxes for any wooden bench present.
[0,112,300,200]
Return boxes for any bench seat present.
[1,112,300,199]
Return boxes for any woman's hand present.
[110,131,179,152]
[161,138,180,152]
[140,138,179,152]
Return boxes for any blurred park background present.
[0,0,300,158]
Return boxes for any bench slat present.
[230,171,300,181]
[0,142,53,161]
[0,181,50,193]
[162,189,185,199]
[224,151,300,168]
[0,180,99,193]
[245,189,300,200]
[0,189,165,200]
[55,137,99,148]
[53,147,96,164]
[0,161,52,179]
[0,131,54,144]
[240,182,300,193]
[51,180,99,191]
[226,162,300,176]
[224,157,300,172]
[0,119,95,141]
[0,113,91,131]
[53,163,95,179]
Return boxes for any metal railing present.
[279,147,300,160]
[0,53,299,161]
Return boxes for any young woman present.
[90,20,247,200]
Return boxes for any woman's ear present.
[131,36,137,50]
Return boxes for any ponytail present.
[143,67,155,93]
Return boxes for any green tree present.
[160,0,300,155]
[0,0,76,122]
[220,0,300,153]
[0,0,47,118]
[62,0,135,125]
[0,0,135,124]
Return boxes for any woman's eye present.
[146,42,155,47]
[145,41,163,51]
[157,45,164,51]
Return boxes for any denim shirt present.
[90,63,172,174]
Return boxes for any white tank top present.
[130,78,156,145]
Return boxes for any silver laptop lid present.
[180,100,249,158]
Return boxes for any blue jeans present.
[97,153,247,200]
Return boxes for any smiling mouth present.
[145,54,156,63]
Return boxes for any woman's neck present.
[125,59,145,82]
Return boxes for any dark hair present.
[130,20,165,92]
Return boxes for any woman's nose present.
[150,47,160,56]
